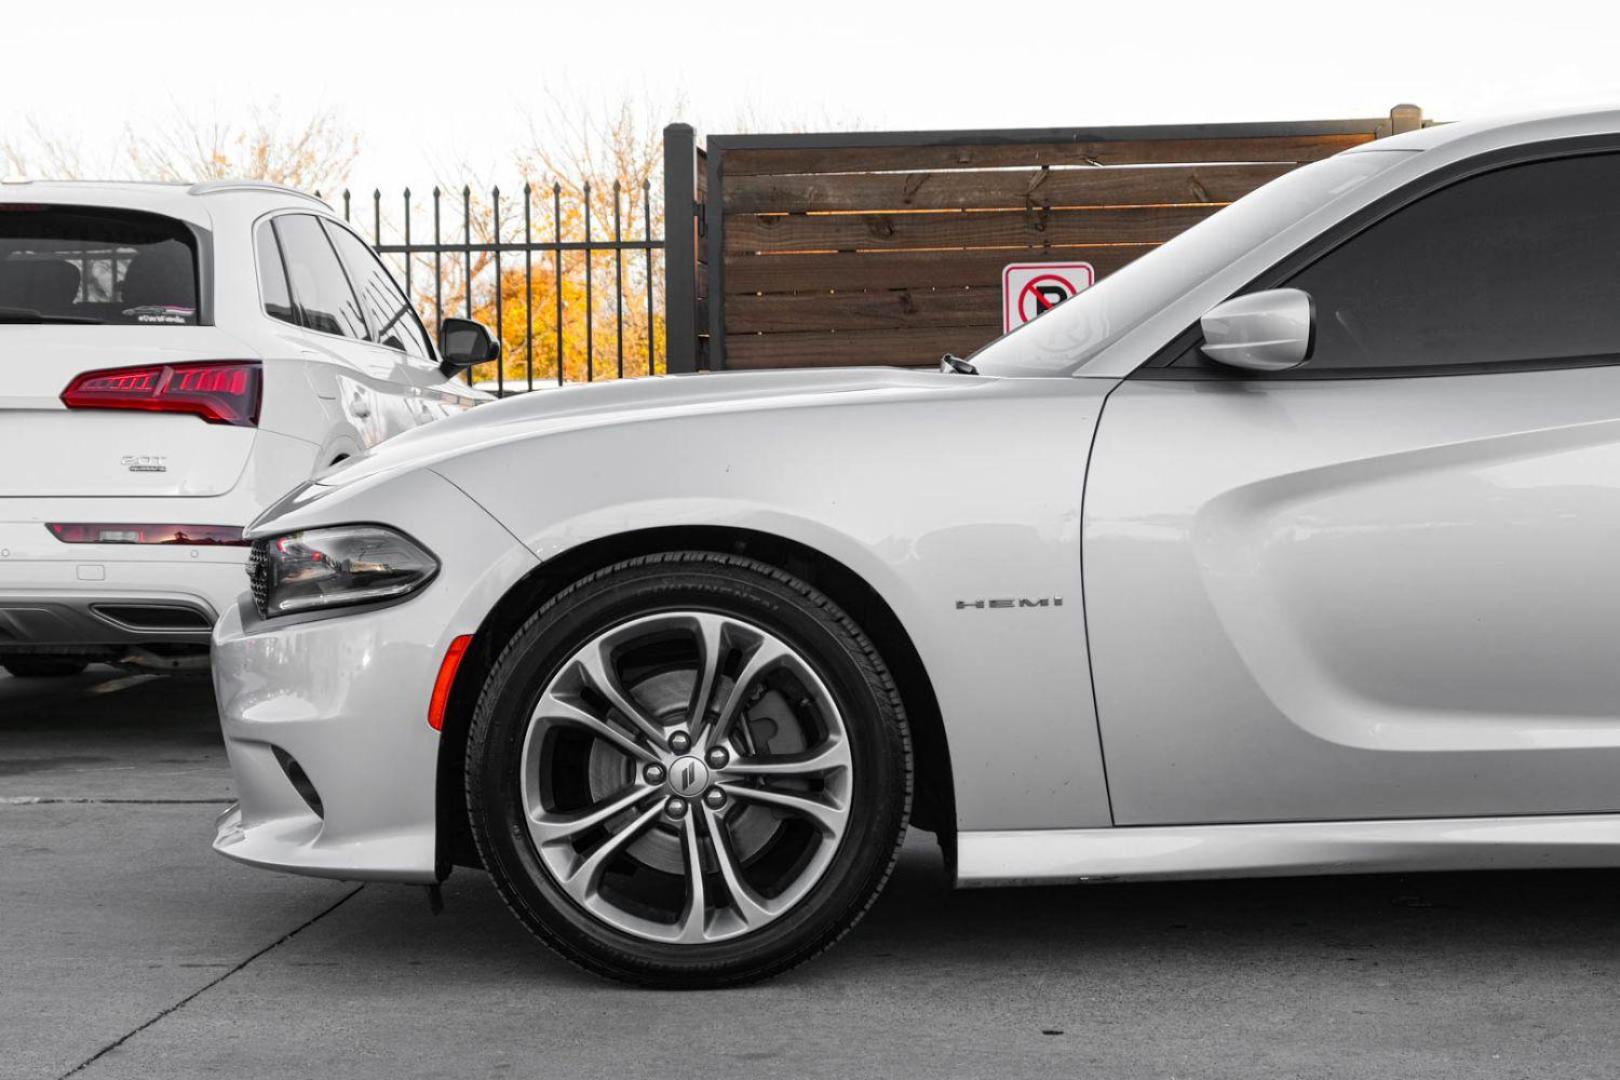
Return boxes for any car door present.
[321,220,484,423]
[1083,147,1620,826]
[265,213,415,446]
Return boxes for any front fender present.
[433,378,1117,832]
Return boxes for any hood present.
[315,366,975,489]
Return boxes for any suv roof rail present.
[187,179,328,206]
[1,178,190,187]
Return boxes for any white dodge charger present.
[0,181,489,678]
[214,109,1620,987]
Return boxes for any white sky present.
[3,0,1617,193]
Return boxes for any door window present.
[254,219,296,326]
[272,214,366,339]
[320,221,435,362]
[1284,152,1620,373]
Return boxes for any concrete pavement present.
[4,668,1620,1079]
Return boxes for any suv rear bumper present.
[0,590,218,646]
[0,531,246,650]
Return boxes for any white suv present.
[0,180,491,677]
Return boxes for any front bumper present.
[210,467,538,884]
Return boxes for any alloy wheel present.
[518,611,854,944]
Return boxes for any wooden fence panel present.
[725,205,1220,255]
[726,327,1002,368]
[723,162,1295,214]
[729,288,1002,333]
[721,133,1375,176]
[690,107,1424,370]
[722,247,1151,295]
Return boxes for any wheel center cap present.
[667,756,710,798]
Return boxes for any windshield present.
[968,151,1407,377]
[0,205,200,326]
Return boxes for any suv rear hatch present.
[0,204,258,498]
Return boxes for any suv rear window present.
[0,205,200,325]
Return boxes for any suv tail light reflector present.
[47,523,248,546]
[61,361,261,426]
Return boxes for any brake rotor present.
[585,666,805,876]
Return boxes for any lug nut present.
[664,797,688,819]
[703,788,726,810]
[706,746,730,769]
[643,763,666,785]
[668,731,692,754]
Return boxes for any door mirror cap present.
[438,317,500,374]
[1199,288,1314,373]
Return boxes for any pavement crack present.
[56,883,365,1079]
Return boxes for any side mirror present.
[1199,288,1314,373]
[438,317,501,374]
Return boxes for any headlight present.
[248,525,438,618]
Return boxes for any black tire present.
[465,552,912,988]
[2,658,89,678]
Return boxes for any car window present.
[0,205,199,325]
[273,214,366,339]
[1278,152,1620,373]
[254,219,296,326]
[319,220,434,362]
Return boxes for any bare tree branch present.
[0,116,118,179]
[3,101,360,192]
[125,100,360,192]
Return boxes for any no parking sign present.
[1002,262,1095,333]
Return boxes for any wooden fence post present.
[1386,103,1424,136]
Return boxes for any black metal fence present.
[320,181,667,394]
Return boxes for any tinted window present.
[254,220,296,326]
[273,214,365,338]
[1285,153,1620,372]
[320,221,433,361]
[0,205,198,325]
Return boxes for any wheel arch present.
[434,525,955,878]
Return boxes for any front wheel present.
[464,552,912,987]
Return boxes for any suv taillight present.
[47,523,248,545]
[61,361,261,426]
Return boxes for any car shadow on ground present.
[375,827,1620,994]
